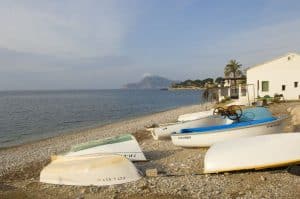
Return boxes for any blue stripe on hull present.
[180,117,277,134]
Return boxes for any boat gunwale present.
[155,115,228,129]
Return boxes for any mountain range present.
[123,75,176,89]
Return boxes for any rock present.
[140,184,148,190]
[146,168,158,177]
[89,187,98,193]
[138,181,149,190]
[80,188,86,194]
[260,176,267,181]
[238,191,244,195]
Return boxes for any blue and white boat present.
[171,107,288,147]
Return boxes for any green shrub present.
[273,93,283,103]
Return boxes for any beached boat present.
[64,134,146,161]
[171,116,287,147]
[204,133,300,173]
[153,107,270,140]
[171,107,288,147]
[177,109,213,122]
[40,154,141,186]
[151,116,232,140]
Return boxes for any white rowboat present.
[40,154,141,186]
[171,116,288,147]
[151,116,232,140]
[64,134,146,161]
[204,133,300,173]
[177,110,213,122]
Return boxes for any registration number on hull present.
[177,136,191,139]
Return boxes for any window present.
[257,80,260,91]
[282,85,286,91]
[261,81,269,92]
[295,82,298,88]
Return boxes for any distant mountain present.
[123,75,176,89]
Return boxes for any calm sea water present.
[0,89,203,148]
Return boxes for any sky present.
[1,0,300,90]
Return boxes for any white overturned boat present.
[40,154,141,186]
[151,116,232,140]
[171,107,288,147]
[204,133,300,173]
[177,109,213,122]
[64,134,146,161]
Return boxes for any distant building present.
[246,53,300,100]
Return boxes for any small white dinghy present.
[64,134,146,161]
[204,133,300,173]
[40,154,141,186]
[151,116,232,140]
[177,109,213,122]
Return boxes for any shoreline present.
[0,102,213,179]
[1,102,300,199]
[0,102,205,150]
[168,87,205,90]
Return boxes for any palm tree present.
[224,59,243,89]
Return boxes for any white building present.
[246,52,300,100]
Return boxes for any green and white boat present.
[64,134,147,161]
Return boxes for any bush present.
[273,93,283,103]
[262,98,268,106]
[219,96,231,104]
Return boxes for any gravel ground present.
[1,102,300,199]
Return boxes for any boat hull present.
[151,116,232,140]
[204,133,300,173]
[64,134,146,161]
[40,155,141,186]
[177,110,213,122]
[171,116,287,147]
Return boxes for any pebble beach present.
[1,102,300,199]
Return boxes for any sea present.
[0,89,203,148]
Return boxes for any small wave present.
[63,120,85,124]
[0,138,16,144]
[20,132,32,136]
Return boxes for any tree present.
[224,60,243,88]
[215,77,223,85]
[202,78,214,84]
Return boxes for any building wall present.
[247,53,300,100]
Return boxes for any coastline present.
[1,102,300,199]
[0,102,213,179]
[0,102,205,150]
[168,87,205,90]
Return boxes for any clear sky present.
[1,0,300,90]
